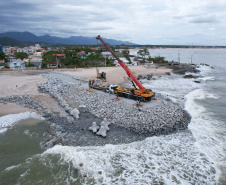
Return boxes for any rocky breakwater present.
[39,72,191,136]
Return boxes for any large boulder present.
[79,105,88,113]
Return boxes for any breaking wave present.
[185,89,226,181]
[41,130,216,184]
[0,112,44,134]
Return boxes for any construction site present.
[0,35,191,142]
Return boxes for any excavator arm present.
[96,35,145,90]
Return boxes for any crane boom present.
[96,35,145,89]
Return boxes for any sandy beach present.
[63,65,172,85]
[0,71,63,116]
[0,73,46,98]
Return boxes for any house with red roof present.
[47,61,61,68]
[52,54,66,59]
[76,51,87,58]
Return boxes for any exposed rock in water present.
[183,74,199,79]
[162,63,200,75]
[194,80,201,83]
[137,74,143,80]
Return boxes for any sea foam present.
[185,89,226,180]
[0,112,44,134]
[143,74,199,104]
[42,131,216,184]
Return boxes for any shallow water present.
[0,118,47,185]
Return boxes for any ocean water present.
[0,48,225,184]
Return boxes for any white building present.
[8,59,25,69]
[101,51,114,59]
[114,57,137,66]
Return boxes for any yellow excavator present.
[96,68,106,81]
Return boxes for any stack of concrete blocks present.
[88,118,110,137]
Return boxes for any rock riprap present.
[39,72,190,136]
[0,94,45,111]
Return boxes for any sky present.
[0,0,226,45]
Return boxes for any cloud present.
[0,0,226,45]
[209,27,216,30]
[190,16,218,24]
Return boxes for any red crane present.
[96,35,145,89]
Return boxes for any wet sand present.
[0,103,33,117]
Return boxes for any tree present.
[87,52,96,66]
[137,48,150,62]
[63,55,73,66]
[147,56,153,63]
[26,61,35,67]
[15,52,28,60]
[0,51,7,62]
[83,46,92,54]
[42,50,57,67]
[153,56,168,64]
[122,50,131,64]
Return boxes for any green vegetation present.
[137,48,150,62]
[0,37,29,47]
[150,56,168,64]
[0,51,7,61]
[26,61,35,67]
[15,52,28,60]
[137,48,168,63]
[41,47,115,68]
[42,51,57,63]
[122,50,132,64]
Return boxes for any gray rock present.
[79,105,88,113]
[67,116,75,123]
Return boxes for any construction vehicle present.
[95,35,155,102]
[89,79,108,91]
[96,68,106,81]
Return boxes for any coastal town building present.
[47,61,61,68]
[76,51,87,58]
[29,55,42,68]
[8,59,25,69]
[101,51,113,59]
[52,54,66,59]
